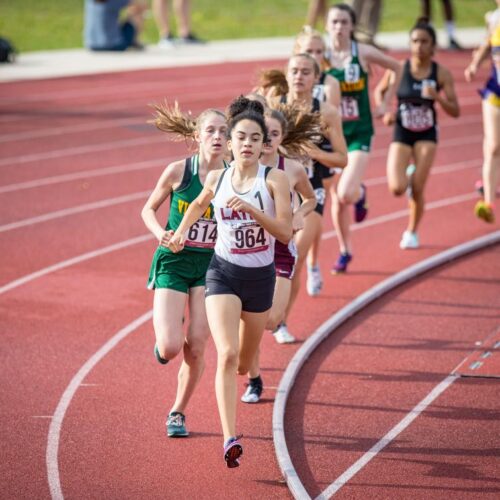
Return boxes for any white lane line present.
[0,126,482,171]
[371,133,483,159]
[0,234,153,295]
[0,191,477,294]
[1,72,245,105]
[0,85,235,125]
[0,153,478,196]
[0,135,165,167]
[0,117,145,143]
[46,310,153,500]
[0,191,149,233]
[1,104,481,144]
[322,192,478,240]
[0,158,166,194]
[314,375,458,499]
[273,231,500,500]
[37,202,494,499]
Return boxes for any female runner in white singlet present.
[168,96,293,468]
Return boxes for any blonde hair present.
[150,101,225,141]
[293,25,331,72]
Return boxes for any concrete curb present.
[0,27,485,83]
[272,230,500,500]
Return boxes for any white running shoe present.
[158,36,176,49]
[240,382,263,403]
[306,265,322,296]
[273,323,296,344]
[400,230,419,249]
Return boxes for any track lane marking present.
[0,191,478,294]
[1,106,481,144]
[0,158,166,194]
[0,191,150,233]
[46,311,153,500]
[0,154,479,196]
[0,234,153,295]
[315,375,458,499]
[273,231,500,499]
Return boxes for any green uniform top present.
[165,154,227,253]
[327,41,374,138]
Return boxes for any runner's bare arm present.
[141,160,185,245]
[168,169,220,252]
[286,159,317,232]
[436,66,460,118]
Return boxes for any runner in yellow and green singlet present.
[325,3,401,273]
[142,104,229,438]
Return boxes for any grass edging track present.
[272,230,500,500]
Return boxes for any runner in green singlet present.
[141,103,229,438]
[325,3,401,273]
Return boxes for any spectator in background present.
[306,0,328,29]
[152,0,204,48]
[421,0,463,50]
[84,0,147,51]
[348,0,384,48]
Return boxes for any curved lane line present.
[37,200,492,499]
[273,230,500,500]
[46,311,153,500]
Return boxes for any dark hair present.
[227,95,269,143]
[410,17,437,46]
[329,3,357,40]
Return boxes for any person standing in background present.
[348,0,384,48]
[152,0,204,48]
[420,0,463,50]
[306,0,328,29]
[84,0,147,51]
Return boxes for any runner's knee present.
[217,347,239,371]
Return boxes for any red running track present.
[0,51,498,499]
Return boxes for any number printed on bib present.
[345,63,360,83]
[185,219,217,248]
[340,96,360,121]
[400,103,434,132]
[230,224,269,254]
[340,96,359,121]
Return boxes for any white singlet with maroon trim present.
[212,164,276,267]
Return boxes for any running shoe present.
[306,265,322,296]
[399,230,419,249]
[158,35,176,49]
[331,252,352,274]
[166,411,189,437]
[474,200,495,223]
[241,378,263,404]
[154,344,169,365]
[273,323,296,344]
[475,180,484,197]
[448,37,464,51]
[406,164,416,198]
[354,184,368,223]
[224,436,243,468]
[179,33,205,44]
